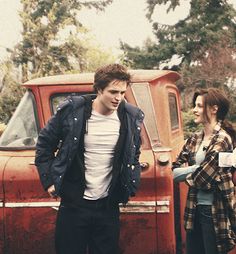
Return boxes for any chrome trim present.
[5,202,60,208]
[3,200,170,213]
[120,201,156,213]
[120,206,155,213]
[156,200,170,213]
[125,201,156,206]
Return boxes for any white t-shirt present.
[83,110,120,200]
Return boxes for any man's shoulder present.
[56,98,72,112]
[56,94,95,112]
[124,102,144,120]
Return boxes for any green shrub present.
[182,110,202,139]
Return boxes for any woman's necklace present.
[200,133,213,151]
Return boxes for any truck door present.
[119,83,158,253]
[0,155,8,254]
[167,87,186,254]
[0,91,57,254]
[128,82,180,254]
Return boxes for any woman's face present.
[193,95,218,125]
[193,95,205,124]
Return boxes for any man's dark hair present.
[93,64,131,93]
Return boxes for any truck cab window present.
[51,92,92,115]
[0,91,38,148]
[168,93,179,130]
[131,83,160,148]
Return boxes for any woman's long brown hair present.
[193,88,236,147]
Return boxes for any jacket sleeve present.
[130,130,142,196]
[173,165,198,183]
[128,110,144,196]
[186,137,232,190]
[35,101,70,190]
[172,136,195,169]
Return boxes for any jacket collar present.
[83,94,126,121]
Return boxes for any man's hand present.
[47,185,57,198]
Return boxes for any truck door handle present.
[140,162,149,171]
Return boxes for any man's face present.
[96,79,127,115]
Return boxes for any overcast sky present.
[0,0,235,60]
[0,0,191,59]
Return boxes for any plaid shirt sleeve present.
[218,173,236,227]
[172,135,197,170]
[186,133,232,190]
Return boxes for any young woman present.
[173,88,236,254]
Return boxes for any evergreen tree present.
[0,0,116,124]
[0,61,24,123]
[11,0,112,81]
[122,0,236,90]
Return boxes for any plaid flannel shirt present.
[172,122,236,253]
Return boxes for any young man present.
[35,64,144,254]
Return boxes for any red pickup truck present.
[0,70,189,254]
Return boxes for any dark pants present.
[55,198,120,254]
[186,205,226,254]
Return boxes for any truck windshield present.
[0,91,38,149]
